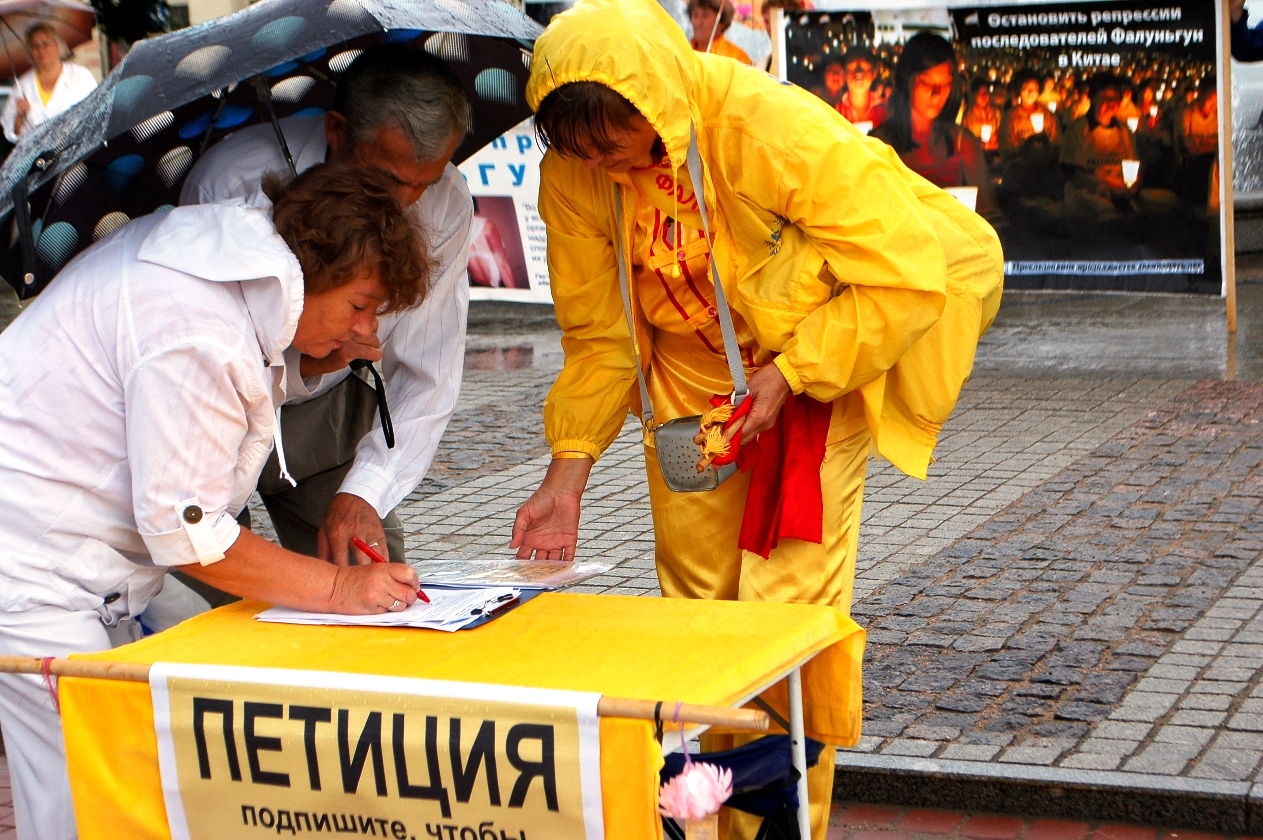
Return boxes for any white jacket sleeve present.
[126,343,260,566]
[336,176,473,516]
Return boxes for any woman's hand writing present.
[326,562,419,614]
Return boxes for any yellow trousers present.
[644,425,870,840]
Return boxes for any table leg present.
[788,667,811,840]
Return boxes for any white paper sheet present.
[253,586,521,631]
[412,558,613,589]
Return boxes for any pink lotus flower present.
[658,762,733,821]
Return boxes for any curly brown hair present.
[263,162,431,313]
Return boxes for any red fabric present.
[734,393,833,559]
[708,394,751,467]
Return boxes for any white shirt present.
[181,116,471,517]
[0,62,97,142]
[0,201,304,617]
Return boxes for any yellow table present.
[62,593,865,840]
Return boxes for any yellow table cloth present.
[63,592,864,840]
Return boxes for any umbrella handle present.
[10,151,54,295]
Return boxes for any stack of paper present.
[412,558,613,589]
[253,586,521,632]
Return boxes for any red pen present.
[352,537,430,604]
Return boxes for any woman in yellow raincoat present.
[510,0,1003,835]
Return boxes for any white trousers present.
[0,608,118,840]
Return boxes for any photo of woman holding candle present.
[1175,75,1220,210]
[962,77,1000,152]
[999,69,1060,159]
[870,33,1000,221]
[781,1,1222,293]
[1060,72,1140,221]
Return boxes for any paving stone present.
[897,810,964,834]
[1169,710,1228,728]
[1025,820,1091,840]
[1152,726,1216,747]
[940,744,1001,761]
[1078,738,1141,756]
[1092,827,1159,840]
[881,740,940,758]
[1187,744,1262,781]
[998,746,1065,765]
[1227,713,1263,732]
[1060,753,1124,770]
[835,804,902,827]
[1123,742,1202,775]
[959,815,1026,839]
[1093,721,1154,741]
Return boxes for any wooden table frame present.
[661,652,821,839]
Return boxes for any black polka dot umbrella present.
[0,0,542,298]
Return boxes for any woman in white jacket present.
[0,162,429,840]
[0,22,97,142]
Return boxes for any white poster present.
[458,118,553,302]
[151,663,604,840]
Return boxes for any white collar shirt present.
[0,202,303,619]
[180,115,472,517]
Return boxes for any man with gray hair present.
[166,45,471,609]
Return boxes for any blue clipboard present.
[419,585,546,630]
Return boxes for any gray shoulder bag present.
[613,127,749,493]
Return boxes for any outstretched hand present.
[509,457,592,562]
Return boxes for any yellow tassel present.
[695,427,730,472]
[669,263,682,278]
[699,403,734,430]
[701,425,730,459]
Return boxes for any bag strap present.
[685,125,748,404]
[612,127,748,432]
[612,186,656,430]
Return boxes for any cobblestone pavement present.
[827,802,1260,839]
[851,381,1263,778]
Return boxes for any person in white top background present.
[0,161,428,840]
[0,21,97,142]
[172,45,472,599]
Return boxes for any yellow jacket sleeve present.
[768,120,949,403]
[537,152,638,461]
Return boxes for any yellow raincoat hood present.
[526,0,699,176]
[526,0,1004,481]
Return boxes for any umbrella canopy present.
[0,0,542,297]
[0,0,95,81]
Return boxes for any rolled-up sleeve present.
[125,342,260,566]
